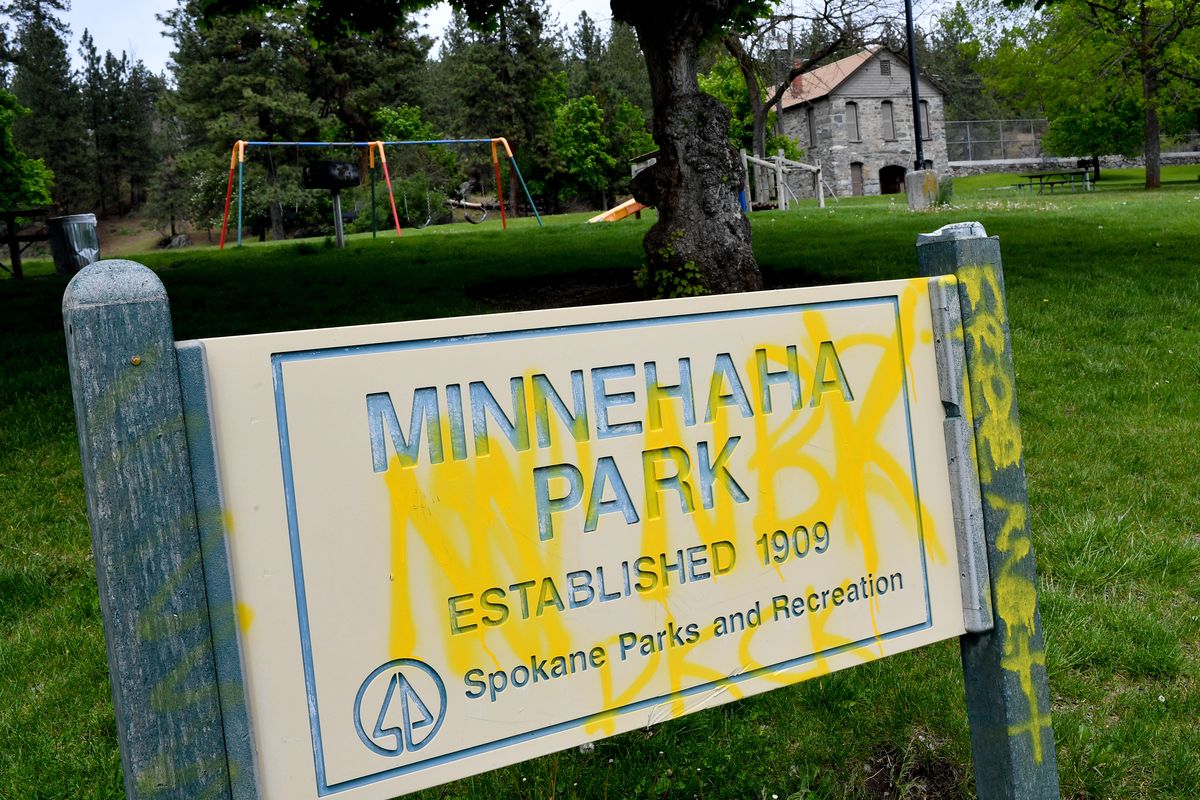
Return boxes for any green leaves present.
[0,89,52,210]
[552,95,617,199]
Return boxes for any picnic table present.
[1016,169,1092,194]
[0,208,50,279]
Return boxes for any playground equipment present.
[740,150,830,210]
[301,160,361,248]
[587,198,646,223]
[218,138,543,249]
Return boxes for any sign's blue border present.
[270,296,933,796]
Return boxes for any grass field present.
[1,171,1198,799]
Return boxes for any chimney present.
[789,56,804,97]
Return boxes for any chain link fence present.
[1162,133,1200,152]
[946,119,1048,162]
[948,120,1200,162]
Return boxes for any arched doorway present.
[879,164,906,195]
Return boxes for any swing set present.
[218,137,544,249]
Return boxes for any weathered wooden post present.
[917,222,1061,799]
[815,160,825,209]
[740,148,752,209]
[63,260,234,800]
[775,149,787,211]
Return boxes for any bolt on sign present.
[181,277,980,799]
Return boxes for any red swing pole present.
[374,142,404,238]
[490,140,508,230]
[218,141,240,250]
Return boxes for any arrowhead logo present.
[373,672,435,749]
[355,659,447,757]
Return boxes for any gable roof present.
[776,46,922,109]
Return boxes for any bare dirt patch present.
[861,730,967,799]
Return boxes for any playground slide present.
[588,198,646,223]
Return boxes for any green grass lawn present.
[1,175,1198,799]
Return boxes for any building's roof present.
[776,46,886,109]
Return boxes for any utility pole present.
[904,0,926,170]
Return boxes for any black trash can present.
[49,213,100,276]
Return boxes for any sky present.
[62,0,615,78]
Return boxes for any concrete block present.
[906,169,940,210]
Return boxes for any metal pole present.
[904,0,925,170]
[219,143,238,250]
[332,189,345,248]
[507,155,543,227]
[490,141,508,230]
[370,152,377,239]
[236,143,244,247]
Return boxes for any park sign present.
[194,274,978,799]
[63,224,1059,800]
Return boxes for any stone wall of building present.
[781,92,951,200]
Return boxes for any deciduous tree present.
[551,94,616,205]
[998,0,1200,188]
[607,0,774,294]
[0,87,52,209]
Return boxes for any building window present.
[846,101,860,141]
[920,100,932,140]
[881,101,895,141]
[880,60,891,76]
[806,106,817,145]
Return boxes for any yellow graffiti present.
[379,284,951,734]
[958,265,1023,480]
[383,372,577,679]
[590,401,734,732]
[236,602,255,635]
[988,490,1051,763]
[956,262,1052,763]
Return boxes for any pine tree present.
[7,0,89,210]
[114,60,164,209]
[600,20,651,120]
[76,30,165,215]
[78,30,109,214]
[304,23,433,140]
[146,98,189,239]
[164,1,321,239]
[428,2,565,209]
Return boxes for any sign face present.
[196,278,967,799]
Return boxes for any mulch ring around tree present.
[468,264,842,313]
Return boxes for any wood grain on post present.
[917,224,1060,800]
[63,260,233,800]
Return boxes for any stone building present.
[776,46,948,198]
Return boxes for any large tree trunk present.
[1142,67,1161,190]
[613,1,761,295]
